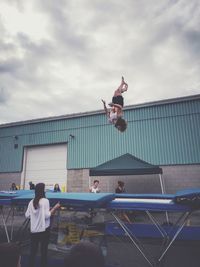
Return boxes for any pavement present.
[21,255,63,267]
[1,208,200,267]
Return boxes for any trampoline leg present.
[111,212,155,267]
[159,174,169,224]
[10,207,15,241]
[158,211,191,262]
[146,211,167,238]
[1,208,10,242]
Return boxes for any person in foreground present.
[102,76,128,132]
[0,242,21,267]
[25,182,60,267]
[64,241,105,267]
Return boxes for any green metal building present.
[0,94,199,193]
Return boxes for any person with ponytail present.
[25,183,60,267]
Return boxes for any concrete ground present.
[18,239,200,267]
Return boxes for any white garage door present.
[21,144,67,190]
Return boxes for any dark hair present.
[54,183,61,192]
[118,181,124,187]
[64,241,105,267]
[11,183,17,190]
[115,117,127,132]
[33,183,46,209]
[0,242,21,267]
[94,180,99,184]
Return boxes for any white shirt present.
[25,198,51,233]
[90,186,100,193]
[108,111,118,124]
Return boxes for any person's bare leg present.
[114,77,124,96]
[114,76,128,96]
[121,76,128,93]
[121,81,128,93]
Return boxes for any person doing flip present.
[102,76,128,132]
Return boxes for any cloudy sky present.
[0,0,199,124]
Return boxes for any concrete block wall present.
[67,169,90,192]
[86,174,161,194]
[67,164,200,194]
[0,164,199,193]
[0,172,21,190]
[162,164,200,194]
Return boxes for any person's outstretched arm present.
[101,99,109,116]
[50,202,61,215]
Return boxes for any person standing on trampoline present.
[102,76,128,132]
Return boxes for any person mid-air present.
[102,76,128,132]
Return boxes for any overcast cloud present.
[0,0,199,124]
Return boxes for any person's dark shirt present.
[115,187,125,193]
[54,187,61,192]
[30,184,35,190]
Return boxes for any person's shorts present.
[112,95,124,107]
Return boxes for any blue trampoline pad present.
[111,189,200,211]
[107,198,191,212]
[174,188,200,206]
[175,188,200,196]
[115,193,174,199]
[12,192,115,209]
[0,190,32,199]
[0,198,12,205]
[105,222,200,241]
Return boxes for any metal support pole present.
[146,211,167,238]
[111,212,155,267]
[1,207,10,242]
[159,174,169,224]
[158,211,191,262]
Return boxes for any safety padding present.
[174,188,200,208]
[11,192,115,209]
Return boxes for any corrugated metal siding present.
[0,137,23,172]
[0,96,199,172]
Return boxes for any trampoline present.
[0,189,200,267]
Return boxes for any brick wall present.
[0,173,21,190]
[162,165,200,193]
[67,169,90,192]
[67,164,200,194]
